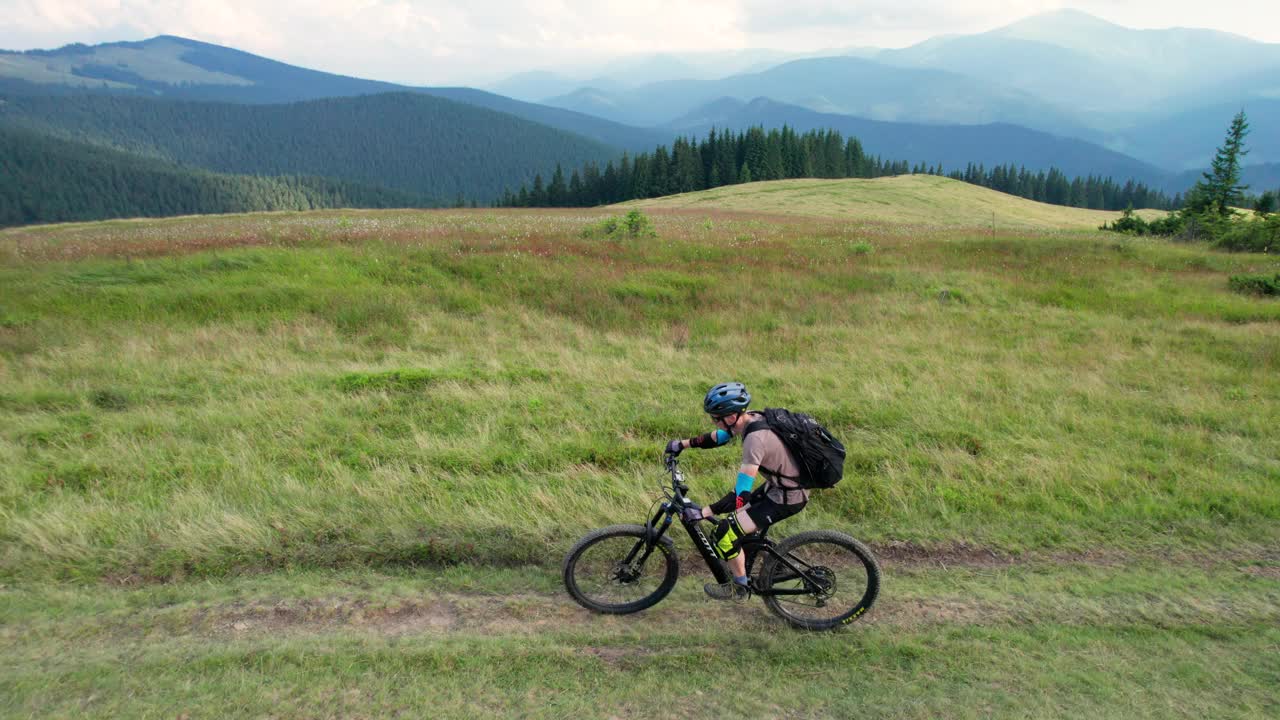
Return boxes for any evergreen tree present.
[1197,110,1250,216]
[530,174,547,206]
[547,164,567,207]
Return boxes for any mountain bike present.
[562,454,880,631]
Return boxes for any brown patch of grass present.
[199,597,461,637]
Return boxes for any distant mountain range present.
[875,10,1280,126]
[2,10,1277,227]
[543,56,1094,139]
[510,9,1280,172]
[0,35,667,152]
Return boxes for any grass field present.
[622,175,1171,230]
[2,179,1278,718]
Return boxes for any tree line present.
[498,126,1176,211]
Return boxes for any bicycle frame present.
[630,456,833,597]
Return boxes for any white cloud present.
[0,1,1276,85]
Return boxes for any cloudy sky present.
[3,1,1278,85]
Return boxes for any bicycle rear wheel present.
[758,530,880,631]
[562,524,680,614]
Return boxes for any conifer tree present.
[1197,110,1250,216]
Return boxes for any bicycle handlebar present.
[663,453,687,491]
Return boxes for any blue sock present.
[734,575,749,586]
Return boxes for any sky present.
[3,1,1278,86]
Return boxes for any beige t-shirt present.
[741,412,809,505]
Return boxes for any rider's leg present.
[725,509,757,578]
[706,513,754,600]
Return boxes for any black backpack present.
[743,408,846,489]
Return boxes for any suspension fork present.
[624,503,677,568]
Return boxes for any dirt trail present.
[22,544,1277,644]
[142,549,1280,642]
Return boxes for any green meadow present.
[2,179,1278,718]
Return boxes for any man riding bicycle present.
[665,382,809,602]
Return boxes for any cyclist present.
[665,382,809,601]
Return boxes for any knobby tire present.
[758,529,880,631]
[562,524,680,614]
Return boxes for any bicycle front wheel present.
[759,530,880,631]
[562,524,680,614]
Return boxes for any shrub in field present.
[1228,273,1280,296]
[1214,214,1280,253]
[1100,206,1186,237]
[582,209,657,239]
[1146,212,1185,236]
[1100,205,1150,235]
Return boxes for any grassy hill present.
[622,174,1170,229]
[2,198,1277,716]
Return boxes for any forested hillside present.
[0,127,431,227]
[0,92,621,203]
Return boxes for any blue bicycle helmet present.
[704,382,751,416]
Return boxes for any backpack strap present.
[743,418,770,436]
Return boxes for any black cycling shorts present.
[743,494,806,531]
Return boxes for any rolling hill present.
[620,174,1169,230]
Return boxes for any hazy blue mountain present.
[488,48,835,101]
[0,35,665,151]
[1164,162,1280,197]
[0,92,620,203]
[544,56,1092,137]
[1112,100,1280,171]
[590,53,701,86]
[990,8,1280,83]
[878,9,1280,127]
[487,70,583,102]
[877,34,1126,117]
[668,97,1164,184]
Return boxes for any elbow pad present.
[689,429,732,449]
